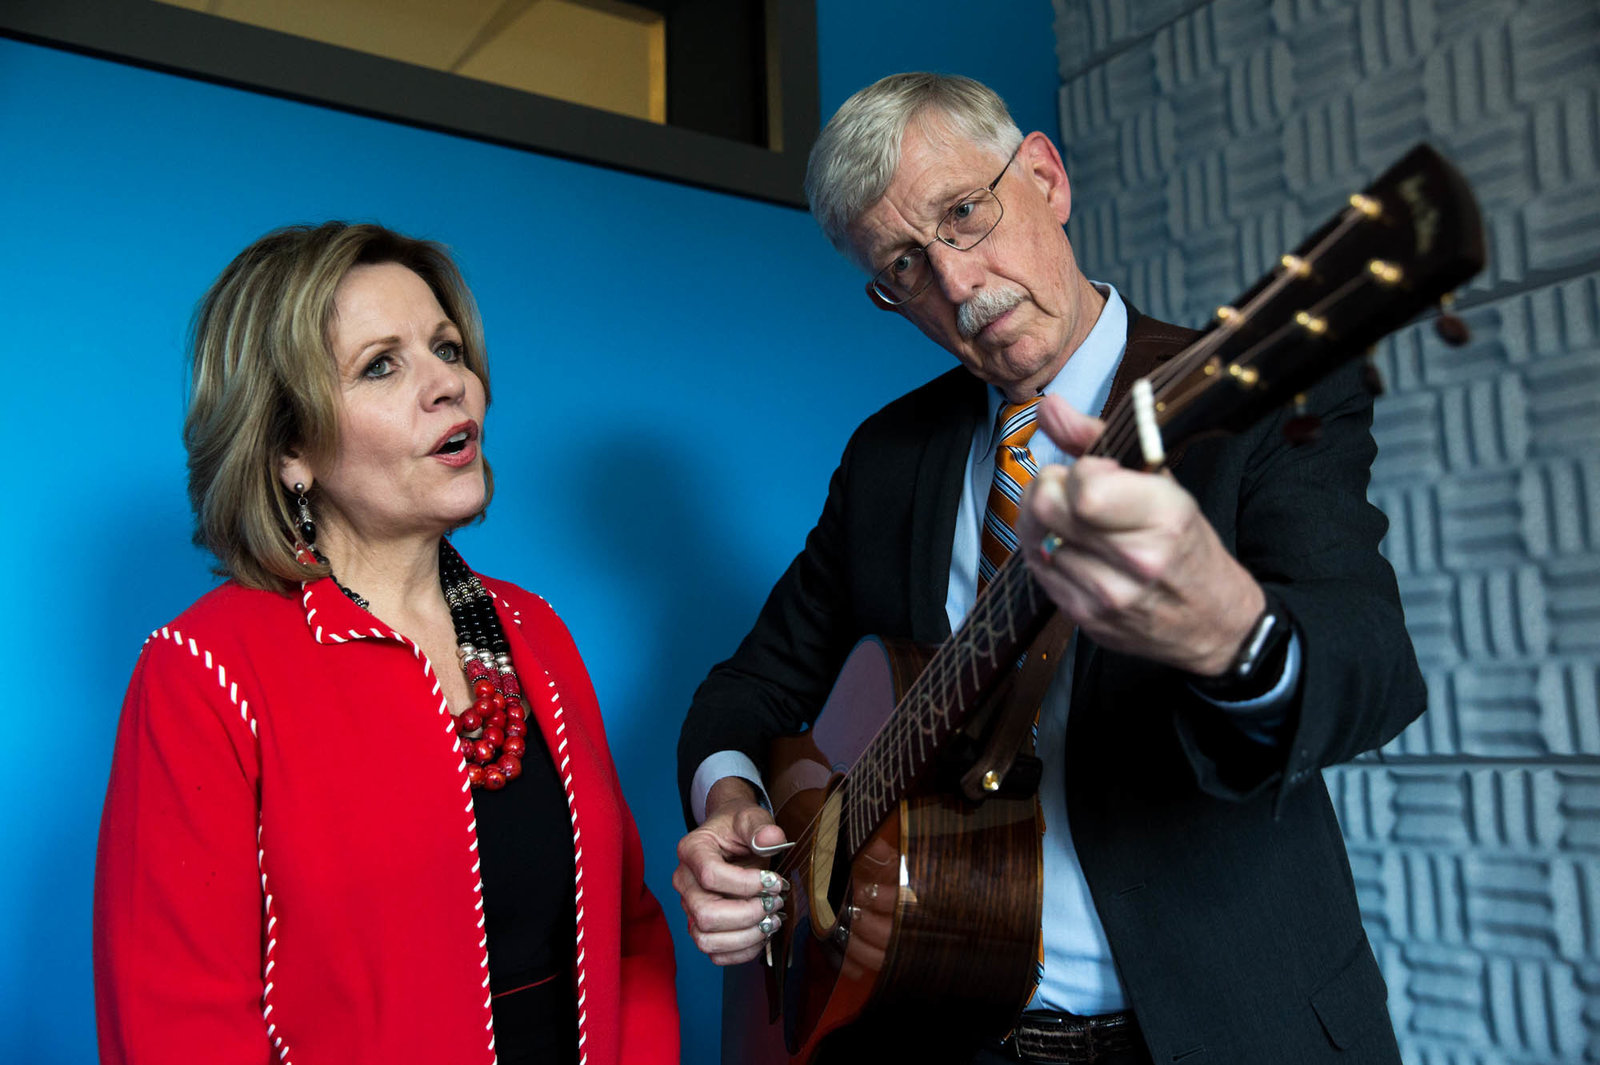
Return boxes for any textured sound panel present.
[1053,1,1600,1059]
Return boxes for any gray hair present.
[804,72,1024,268]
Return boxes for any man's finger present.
[710,943,767,967]
[677,832,788,897]
[735,808,784,847]
[1018,468,1071,539]
[1064,458,1185,532]
[689,856,786,899]
[691,923,770,958]
[1035,394,1105,457]
[690,893,784,934]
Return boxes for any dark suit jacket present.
[679,310,1426,1064]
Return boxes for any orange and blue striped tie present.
[978,397,1042,596]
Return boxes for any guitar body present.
[723,637,1044,1065]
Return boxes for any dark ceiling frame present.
[0,0,819,209]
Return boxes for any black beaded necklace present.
[330,540,530,789]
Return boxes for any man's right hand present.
[672,777,791,966]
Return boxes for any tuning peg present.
[1434,314,1470,346]
[1349,193,1383,219]
[1432,293,1470,347]
[1283,393,1322,446]
[1368,259,1403,285]
[1295,310,1329,336]
[1435,315,1470,346]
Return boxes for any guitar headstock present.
[1141,143,1485,455]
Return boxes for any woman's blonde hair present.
[184,222,493,593]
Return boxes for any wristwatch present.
[1190,593,1294,702]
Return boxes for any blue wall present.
[0,5,1058,1062]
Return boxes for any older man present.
[675,73,1424,1065]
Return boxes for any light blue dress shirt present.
[692,283,1300,1016]
[947,283,1298,1012]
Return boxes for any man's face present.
[846,123,1096,399]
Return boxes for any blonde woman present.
[94,223,678,1065]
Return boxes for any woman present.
[94,223,678,1065]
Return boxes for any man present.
[674,73,1425,1065]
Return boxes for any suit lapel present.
[1072,304,1203,688]
[908,372,986,643]
[1102,304,1199,419]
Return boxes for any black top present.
[474,707,578,1065]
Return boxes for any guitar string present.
[774,335,1225,878]
[774,201,1377,886]
[1095,205,1371,462]
[774,564,1011,880]
[1107,205,1377,463]
[771,491,1063,879]
[824,550,1035,858]
[837,525,1045,849]
[778,550,1042,881]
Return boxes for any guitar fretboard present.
[778,142,1484,873]
[837,547,1050,855]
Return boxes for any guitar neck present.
[832,142,1484,859]
[837,555,1048,854]
[838,309,1240,854]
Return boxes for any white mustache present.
[957,288,1024,339]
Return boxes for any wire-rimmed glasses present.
[866,142,1023,307]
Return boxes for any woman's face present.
[283,261,487,551]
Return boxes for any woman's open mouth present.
[432,422,480,466]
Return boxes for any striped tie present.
[978,397,1042,596]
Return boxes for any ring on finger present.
[758,914,781,937]
[1039,532,1065,563]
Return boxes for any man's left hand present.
[1016,394,1264,677]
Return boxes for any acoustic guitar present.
[723,143,1485,1065]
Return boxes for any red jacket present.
[95,574,679,1065]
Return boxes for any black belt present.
[995,1009,1145,1064]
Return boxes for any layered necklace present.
[331,540,528,790]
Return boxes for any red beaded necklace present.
[332,541,526,790]
[453,652,528,791]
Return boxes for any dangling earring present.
[293,482,318,565]
[294,483,316,545]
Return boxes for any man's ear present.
[1019,131,1073,227]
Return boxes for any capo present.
[1131,378,1165,471]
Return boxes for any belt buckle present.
[1010,1010,1127,1065]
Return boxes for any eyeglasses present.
[866,142,1023,307]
